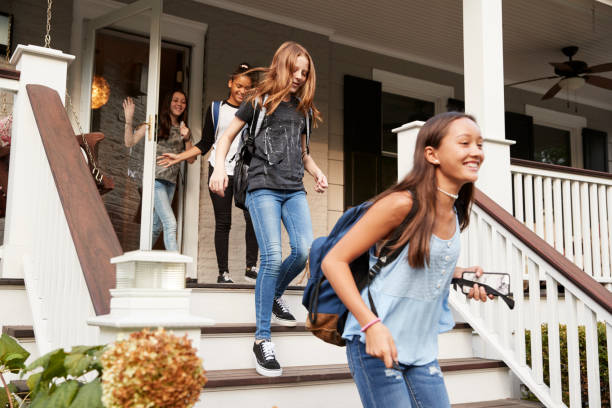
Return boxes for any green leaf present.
[46,379,79,408]
[29,388,51,408]
[69,345,104,356]
[0,385,16,407]
[39,349,68,382]
[64,353,93,378]
[27,371,43,396]
[0,334,30,368]
[69,378,103,408]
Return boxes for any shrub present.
[525,322,609,406]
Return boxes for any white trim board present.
[373,68,454,115]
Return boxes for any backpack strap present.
[366,191,419,316]
[211,101,221,134]
[245,95,268,148]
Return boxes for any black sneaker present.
[245,266,258,283]
[272,297,297,327]
[217,272,234,284]
[253,340,282,377]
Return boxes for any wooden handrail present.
[0,67,20,81]
[511,158,612,181]
[474,188,612,314]
[26,84,121,315]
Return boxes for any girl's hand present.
[123,97,135,122]
[364,322,398,369]
[209,168,229,197]
[157,153,179,168]
[454,266,494,302]
[314,172,328,193]
[180,121,190,141]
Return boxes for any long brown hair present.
[158,90,188,140]
[374,112,478,268]
[245,42,322,125]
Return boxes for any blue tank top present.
[342,214,460,366]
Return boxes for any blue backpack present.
[302,195,419,346]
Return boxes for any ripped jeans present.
[346,337,450,408]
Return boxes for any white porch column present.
[2,45,74,278]
[463,0,514,211]
[394,121,425,181]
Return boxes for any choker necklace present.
[437,187,458,200]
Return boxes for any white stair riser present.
[197,367,511,407]
[190,289,306,323]
[0,287,32,326]
[200,328,474,370]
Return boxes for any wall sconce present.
[91,75,110,109]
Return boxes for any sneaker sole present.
[244,276,257,283]
[255,362,283,377]
[272,315,297,327]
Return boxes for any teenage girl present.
[158,63,260,284]
[209,41,327,377]
[322,112,492,407]
[123,90,194,251]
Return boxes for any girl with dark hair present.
[158,63,259,283]
[123,90,194,251]
[208,42,327,377]
[322,112,491,407]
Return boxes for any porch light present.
[559,76,585,91]
[91,75,110,109]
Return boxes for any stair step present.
[1,325,34,338]
[452,399,544,407]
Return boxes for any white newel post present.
[88,250,214,352]
[463,0,514,212]
[2,45,75,279]
[394,121,425,181]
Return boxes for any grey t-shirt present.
[236,97,309,192]
[155,126,190,183]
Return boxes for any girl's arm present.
[209,116,246,196]
[157,145,202,167]
[301,133,328,193]
[322,191,414,368]
[123,97,147,147]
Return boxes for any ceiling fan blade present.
[585,63,612,73]
[550,62,573,75]
[584,75,612,90]
[541,82,562,100]
[505,76,559,87]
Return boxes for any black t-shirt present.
[235,97,309,192]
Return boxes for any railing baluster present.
[584,307,601,408]
[545,275,562,404]
[589,184,602,278]
[562,180,573,262]
[552,178,563,253]
[607,322,612,405]
[514,173,524,222]
[513,243,526,365]
[528,259,543,384]
[599,185,611,279]
[524,174,534,230]
[571,181,583,269]
[565,292,581,408]
[544,177,554,247]
[581,182,593,276]
[534,176,544,239]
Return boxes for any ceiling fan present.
[506,46,612,100]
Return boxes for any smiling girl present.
[123,90,193,251]
[322,112,490,407]
[208,42,327,377]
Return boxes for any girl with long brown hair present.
[322,112,491,407]
[208,41,327,377]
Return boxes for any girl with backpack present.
[158,63,260,284]
[322,112,491,407]
[124,90,193,251]
[208,41,327,377]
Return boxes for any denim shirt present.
[342,214,460,366]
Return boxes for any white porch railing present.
[453,190,612,408]
[511,158,612,286]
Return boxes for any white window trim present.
[525,104,587,168]
[372,69,454,115]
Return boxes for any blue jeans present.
[246,189,313,340]
[346,337,450,408]
[152,179,178,251]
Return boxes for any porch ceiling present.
[197,0,612,110]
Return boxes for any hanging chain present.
[44,0,53,48]
[65,92,104,184]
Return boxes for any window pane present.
[381,92,434,153]
[532,124,571,166]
